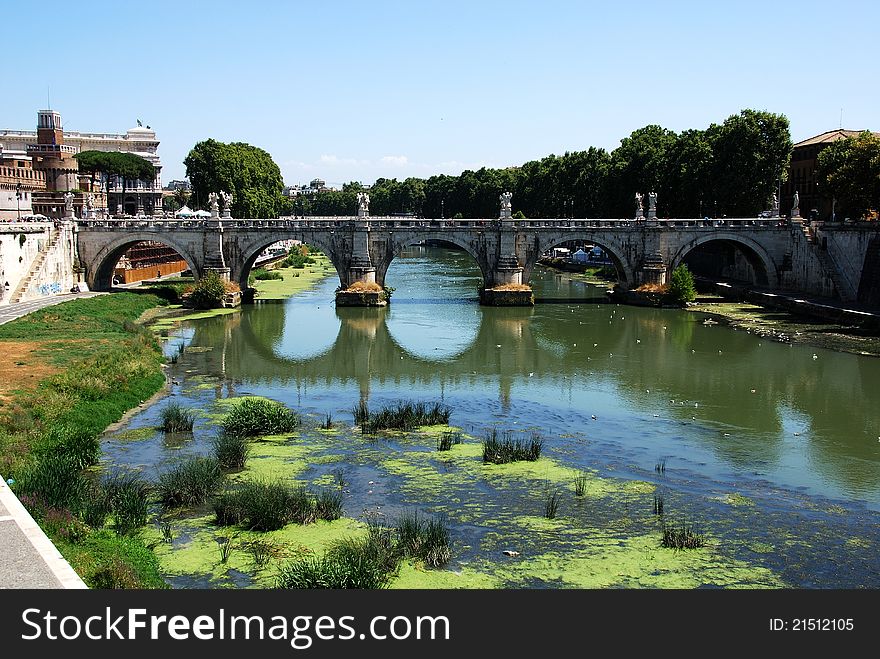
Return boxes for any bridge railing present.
[76,216,790,231]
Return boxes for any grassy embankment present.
[0,293,169,587]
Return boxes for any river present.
[103,246,880,588]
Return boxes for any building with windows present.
[0,111,162,217]
[782,129,880,220]
[0,144,46,221]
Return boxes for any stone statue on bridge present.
[635,192,644,218]
[63,192,75,217]
[357,191,370,217]
[220,191,233,218]
[647,191,657,220]
[499,191,513,219]
[792,190,800,217]
[772,192,779,217]
[209,192,220,218]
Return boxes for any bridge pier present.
[336,226,388,306]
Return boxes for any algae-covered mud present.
[102,246,880,588]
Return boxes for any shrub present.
[252,268,283,281]
[187,271,227,309]
[666,264,696,304]
[157,456,224,508]
[221,398,300,437]
[160,402,195,433]
[212,432,249,469]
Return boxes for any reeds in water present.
[160,403,195,433]
[544,490,561,519]
[660,521,705,549]
[354,400,451,433]
[437,431,463,452]
[157,456,224,508]
[482,429,543,464]
[574,471,589,497]
[653,494,664,516]
[212,432,250,470]
[213,480,342,531]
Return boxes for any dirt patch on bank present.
[0,341,60,402]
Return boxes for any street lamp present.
[15,182,22,220]
[441,199,445,219]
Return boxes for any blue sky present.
[4,0,877,186]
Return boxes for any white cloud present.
[379,155,409,166]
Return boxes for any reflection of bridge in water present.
[177,301,880,497]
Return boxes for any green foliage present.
[353,400,451,433]
[512,210,526,219]
[252,268,283,281]
[667,264,697,304]
[437,431,463,451]
[187,271,227,309]
[281,253,315,269]
[212,432,250,469]
[661,521,706,549]
[184,139,285,218]
[817,131,880,218]
[221,398,300,437]
[56,530,168,589]
[75,151,156,206]
[14,455,89,510]
[275,511,451,589]
[102,472,151,535]
[482,428,544,464]
[213,481,342,531]
[159,402,195,433]
[157,456,224,508]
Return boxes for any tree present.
[607,125,678,217]
[74,151,156,213]
[708,110,791,217]
[667,264,697,304]
[184,139,285,218]
[817,131,880,219]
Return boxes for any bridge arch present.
[529,232,636,285]
[84,233,200,291]
[235,234,345,292]
[670,233,778,288]
[373,232,490,288]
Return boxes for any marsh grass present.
[661,521,705,549]
[354,400,451,433]
[482,429,543,464]
[320,413,334,430]
[544,490,561,519]
[221,398,299,437]
[653,494,665,516]
[437,431,463,452]
[245,539,273,569]
[574,471,589,497]
[14,455,88,511]
[216,536,232,563]
[212,432,249,470]
[214,481,341,531]
[275,510,451,589]
[655,458,667,474]
[157,456,224,508]
[160,403,195,433]
[159,519,173,543]
[102,472,150,534]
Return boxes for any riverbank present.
[687,296,880,357]
[0,293,170,587]
[252,254,335,300]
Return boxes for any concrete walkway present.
[0,291,104,325]
[0,478,87,588]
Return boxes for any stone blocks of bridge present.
[335,289,388,307]
[479,288,535,306]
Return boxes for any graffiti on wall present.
[38,282,61,296]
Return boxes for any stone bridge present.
[75,213,876,305]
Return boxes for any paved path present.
[0,292,105,325]
[0,478,87,588]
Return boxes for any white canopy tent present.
[174,205,195,218]
[193,209,212,218]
